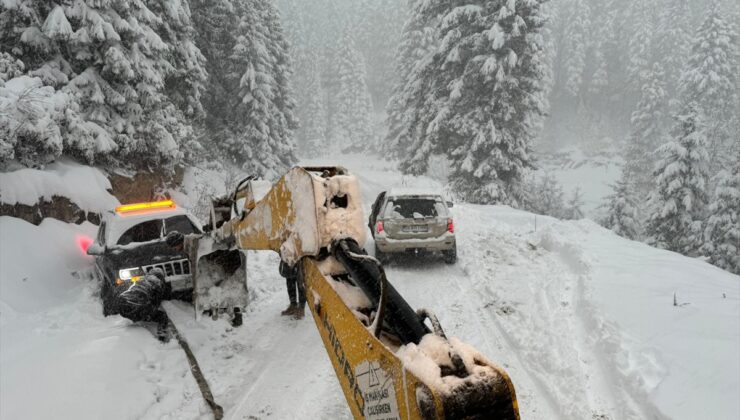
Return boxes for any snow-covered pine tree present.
[277,0,313,152]
[0,52,24,83]
[384,0,440,159]
[626,0,657,92]
[623,63,668,198]
[563,187,585,220]
[655,0,691,97]
[405,0,547,204]
[331,28,375,153]
[355,0,407,107]
[601,177,641,240]
[0,0,203,169]
[588,48,608,97]
[702,150,740,274]
[646,103,710,255]
[562,0,590,98]
[147,0,207,120]
[678,3,739,173]
[190,0,237,146]
[523,174,565,218]
[145,0,208,164]
[0,75,67,167]
[229,0,297,179]
[300,57,327,157]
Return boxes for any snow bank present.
[452,204,739,419]
[0,217,199,420]
[0,159,119,213]
[543,219,740,420]
[0,216,97,314]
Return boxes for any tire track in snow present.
[162,251,349,420]
[383,250,563,419]
[541,226,669,420]
[447,204,613,419]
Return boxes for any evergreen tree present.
[277,0,313,152]
[626,0,657,92]
[562,0,590,98]
[191,0,297,178]
[523,174,565,218]
[678,3,739,172]
[400,0,548,204]
[623,64,668,198]
[0,75,67,167]
[331,29,375,152]
[229,0,297,179]
[655,0,691,97]
[0,0,206,169]
[601,177,641,240]
[384,0,439,159]
[702,149,740,275]
[646,103,710,255]
[301,57,327,157]
[355,0,407,107]
[563,187,585,220]
[190,0,236,149]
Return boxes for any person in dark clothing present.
[115,268,171,341]
[279,260,305,319]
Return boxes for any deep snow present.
[1,155,738,420]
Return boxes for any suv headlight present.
[118,267,144,282]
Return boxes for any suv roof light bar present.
[115,199,176,215]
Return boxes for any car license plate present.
[403,225,428,233]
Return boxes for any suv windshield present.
[117,219,163,245]
[164,215,199,235]
[384,198,446,219]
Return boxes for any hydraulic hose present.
[331,238,429,344]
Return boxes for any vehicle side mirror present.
[87,243,105,256]
[446,201,454,208]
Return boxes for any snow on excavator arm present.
[188,166,520,419]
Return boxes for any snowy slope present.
[1,156,738,420]
[0,217,203,420]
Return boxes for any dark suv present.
[87,200,202,315]
[368,189,456,264]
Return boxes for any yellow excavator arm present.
[188,166,519,419]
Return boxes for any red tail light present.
[77,235,93,253]
[376,221,384,234]
[447,218,454,233]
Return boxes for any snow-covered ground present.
[1,155,738,420]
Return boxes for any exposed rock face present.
[0,196,100,225]
[108,166,184,204]
[1,166,184,225]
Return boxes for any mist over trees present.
[1,0,737,273]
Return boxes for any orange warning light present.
[115,200,176,215]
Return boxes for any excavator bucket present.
[183,178,257,326]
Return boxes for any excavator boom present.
[187,166,519,419]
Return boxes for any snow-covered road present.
[1,156,738,420]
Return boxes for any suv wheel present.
[443,246,457,265]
